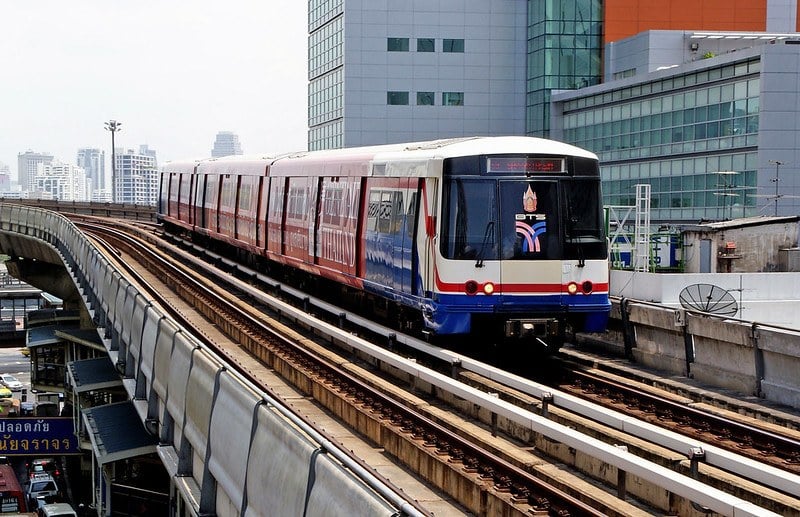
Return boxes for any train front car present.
[428,137,610,352]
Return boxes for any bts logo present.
[515,184,546,253]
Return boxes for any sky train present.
[158,136,610,352]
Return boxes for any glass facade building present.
[558,57,761,222]
[526,0,602,137]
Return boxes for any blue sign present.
[0,418,79,455]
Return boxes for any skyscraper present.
[211,131,243,157]
[17,151,54,193]
[77,148,106,200]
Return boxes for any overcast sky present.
[0,1,308,180]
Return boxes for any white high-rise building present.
[31,161,87,202]
[17,151,54,193]
[115,145,158,205]
[76,148,106,200]
[211,131,243,157]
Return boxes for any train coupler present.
[504,318,560,340]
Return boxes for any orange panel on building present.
[604,0,768,43]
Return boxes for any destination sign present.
[487,157,564,174]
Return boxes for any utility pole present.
[769,160,783,216]
[104,120,122,203]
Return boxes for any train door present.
[391,178,418,293]
[267,177,286,255]
[158,172,170,216]
[189,173,197,226]
[194,174,205,229]
[179,173,191,223]
[256,177,268,249]
[204,175,221,234]
[284,177,311,261]
[498,180,560,294]
[168,174,179,218]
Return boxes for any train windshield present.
[441,178,606,261]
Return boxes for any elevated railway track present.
[2,201,799,515]
[83,215,797,515]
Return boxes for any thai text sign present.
[0,417,79,455]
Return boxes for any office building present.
[211,131,243,157]
[309,1,800,224]
[551,32,800,223]
[307,0,527,150]
[77,148,106,200]
[114,146,158,205]
[17,151,54,194]
[309,1,799,145]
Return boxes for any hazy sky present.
[0,1,308,180]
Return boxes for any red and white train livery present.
[159,136,610,351]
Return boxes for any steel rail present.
[160,233,782,516]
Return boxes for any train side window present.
[367,190,381,231]
[406,191,418,238]
[377,191,393,233]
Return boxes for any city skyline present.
[0,1,308,180]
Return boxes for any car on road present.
[26,473,59,508]
[0,373,24,391]
[0,386,12,399]
[27,458,61,479]
[40,502,77,517]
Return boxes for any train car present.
[160,136,610,351]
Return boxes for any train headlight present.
[483,282,495,295]
[567,282,579,295]
[465,280,479,295]
[581,280,593,294]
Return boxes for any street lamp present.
[104,120,122,203]
[769,160,784,217]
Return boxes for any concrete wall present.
[681,218,800,273]
[614,296,800,408]
[611,269,800,327]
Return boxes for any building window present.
[417,92,435,105]
[387,38,409,51]
[443,39,464,53]
[387,91,410,105]
[417,38,435,52]
[442,92,464,106]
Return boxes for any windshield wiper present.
[475,221,495,268]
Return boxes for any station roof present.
[82,401,157,465]
[26,309,80,327]
[0,287,42,299]
[27,325,66,347]
[68,357,123,393]
[55,328,106,351]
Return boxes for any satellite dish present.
[679,283,738,317]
